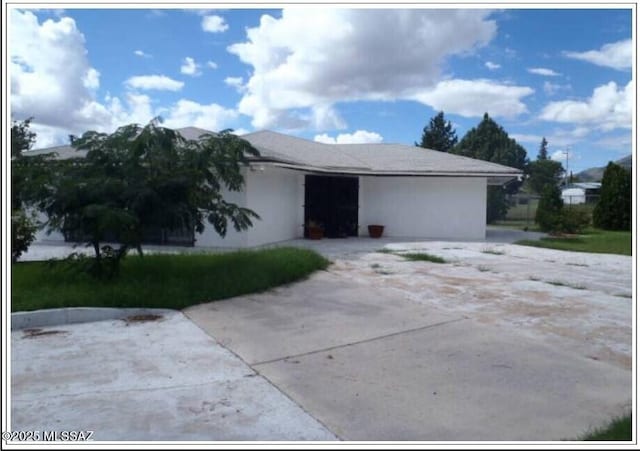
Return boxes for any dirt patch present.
[123,314,164,325]
[22,329,68,339]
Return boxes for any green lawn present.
[516,229,631,256]
[579,413,632,441]
[12,247,329,312]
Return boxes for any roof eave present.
[254,161,522,179]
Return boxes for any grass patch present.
[516,228,631,256]
[401,253,446,263]
[578,413,632,441]
[376,248,395,254]
[12,247,329,312]
[544,280,586,290]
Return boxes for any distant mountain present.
[575,155,632,182]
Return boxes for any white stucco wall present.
[196,166,303,248]
[32,209,65,242]
[194,181,249,248]
[359,176,487,240]
[245,166,304,247]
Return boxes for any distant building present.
[561,182,601,205]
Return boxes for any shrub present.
[535,185,589,234]
[559,208,591,234]
[11,210,38,262]
[535,184,563,232]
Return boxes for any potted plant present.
[306,220,324,240]
[368,224,384,238]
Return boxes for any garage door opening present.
[304,175,359,238]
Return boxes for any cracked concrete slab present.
[11,311,336,441]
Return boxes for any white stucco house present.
[29,127,522,248]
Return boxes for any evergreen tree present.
[452,113,528,174]
[452,113,529,223]
[527,138,564,195]
[593,162,631,230]
[416,111,458,152]
[537,137,549,160]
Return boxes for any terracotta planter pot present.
[307,226,324,240]
[368,224,384,238]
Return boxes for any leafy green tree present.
[593,162,631,230]
[11,118,48,261]
[526,137,564,195]
[416,111,458,152]
[37,119,261,277]
[11,117,36,159]
[453,113,528,222]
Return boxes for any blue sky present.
[9,6,633,173]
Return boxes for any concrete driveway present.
[11,311,336,441]
[184,241,632,441]
[12,236,631,441]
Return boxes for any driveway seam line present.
[251,317,466,367]
[183,311,343,441]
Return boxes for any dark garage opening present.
[304,175,359,238]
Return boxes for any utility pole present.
[563,146,571,187]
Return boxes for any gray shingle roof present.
[23,127,521,181]
[242,130,522,178]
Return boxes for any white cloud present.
[595,133,632,150]
[202,15,228,33]
[29,123,75,148]
[206,60,218,69]
[134,49,152,58]
[180,57,201,76]
[510,133,541,144]
[543,81,571,96]
[314,130,383,144]
[485,61,500,70]
[10,10,112,135]
[125,75,184,91]
[550,149,575,163]
[527,67,561,76]
[539,81,632,131]
[231,128,251,136]
[224,76,244,90]
[564,39,632,70]
[228,9,497,129]
[83,67,100,90]
[9,10,240,148]
[411,79,534,118]
[160,100,239,131]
